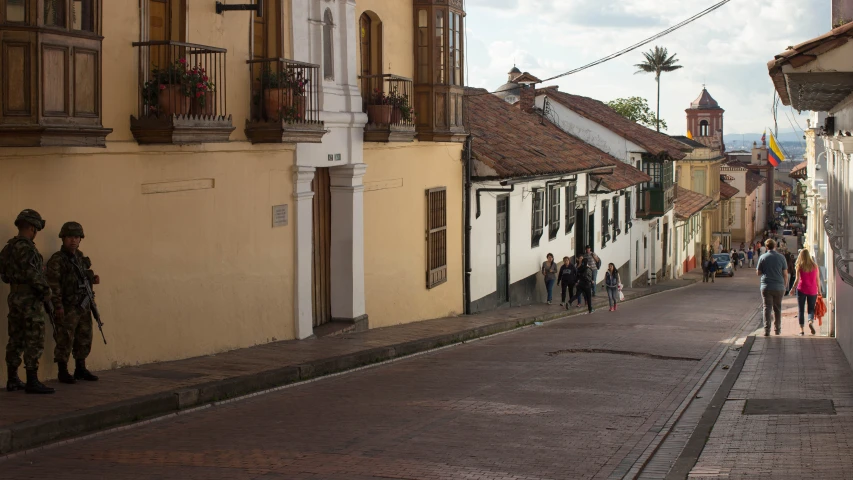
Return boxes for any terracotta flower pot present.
[190,92,215,116]
[263,88,292,121]
[157,84,190,117]
[367,104,392,125]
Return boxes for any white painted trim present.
[293,166,316,339]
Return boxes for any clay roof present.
[726,160,751,169]
[671,135,706,149]
[511,72,542,84]
[789,160,808,178]
[746,171,766,195]
[775,180,793,191]
[542,89,688,160]
[590,161,651,192]
[768,22,853,106]
[674,186,713,220]
[720,181,739,199]
[465,87,618,180]
[688,88,722,110]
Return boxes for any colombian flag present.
[686,130,694,140]
[768,133,785,167]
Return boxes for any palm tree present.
[635,46,683,132]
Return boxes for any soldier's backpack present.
[0,240,14,283]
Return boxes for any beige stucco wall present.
[363,142,463,328]
[0,0,299,383]
[356,0,415,78]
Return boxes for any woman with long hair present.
[789,249,819,335]
[541,253,558,305]
[604,263,620,311]
[576,258,595,314]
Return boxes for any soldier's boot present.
[24,369,55,394]
[74,359,98,382]
[57,361,76,384]
[6,365,25,392]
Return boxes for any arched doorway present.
[358,12,382,102]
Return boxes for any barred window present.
[601,199,610,248]
[426,187,447,289]
[549,185,560,240]
[613,196,620,241]
[625,194,632,231]
[531,189,544,247]
[565,184,576,234]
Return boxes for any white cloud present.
[465,0,830,135]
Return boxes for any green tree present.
[606,97,667,130]
[634,46,683,132]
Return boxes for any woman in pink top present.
[789,249,819,335]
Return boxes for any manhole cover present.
[743,398,835,415]
[127,370,206,380]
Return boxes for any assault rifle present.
[68,258,106,345]
[42,299,57,334]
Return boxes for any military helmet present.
[59,221,85,239]
[14,209,45,231]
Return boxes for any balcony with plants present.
[360,75,416,142]
[131,41,234,144]
[245,58,325,144]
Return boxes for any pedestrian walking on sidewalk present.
[789,249,819,336]
[756,239,788,336]
[577,258,595,314]
[583,246,601,297]
[747,247,754,268]
[702,256,710,283]
[604,263,620,311]
[572,255,586,308]
[557,256,578,308]
[541,253,558,305]
[730,248,739,271]
[708,256,718,283]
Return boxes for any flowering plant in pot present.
[259,67,308,121]
[367,88,392,125]
[388,87,414,124]
[187,64,216,116]
[141,58,191,117]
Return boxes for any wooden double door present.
[312,168,331,327]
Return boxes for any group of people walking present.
[755,238,823,336]
[541,246,622,314]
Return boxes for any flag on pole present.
[761,130,766,144]
[768,133,785,167]
[686,130,694,140]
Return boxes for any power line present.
[465,0,732,97]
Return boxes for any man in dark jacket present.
[708,257,718,283]
[557,256,578,309]
[577,259,595,314]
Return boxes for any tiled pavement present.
[688,293,853,480]
[0,274,697,454]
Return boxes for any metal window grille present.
[426,187,447,289]
[613,196,620,240]
[601,199,610,248]
[531,189,544,247]
[565,185,576,234]
[625,194,632,231]
[549,185,561,240]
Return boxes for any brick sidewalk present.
[0,274,699,455]
[688,294,853,479]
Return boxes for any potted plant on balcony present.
[142,58,191,117]
[388,88,414,125]
[259,67,308,122]
[187,64,216,116]
[366,89,394,125]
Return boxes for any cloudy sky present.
[465,0,830,140]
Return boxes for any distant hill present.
[724,131,804,145]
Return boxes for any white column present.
[329,163,367,322]
[293,166,316,339]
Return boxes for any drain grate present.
[546,348,701,361]
[743,398,836,415]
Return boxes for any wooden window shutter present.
[426,187,448,288]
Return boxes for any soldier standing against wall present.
[0,210,54,394]
[46,222,100,384]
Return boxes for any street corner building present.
[767,18,853,368]
[0,0,466,383]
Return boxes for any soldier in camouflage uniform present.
[46,222,100,384]
[1,209,54,394]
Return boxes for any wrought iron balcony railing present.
[131,41,234,144]
[360,74,416,142]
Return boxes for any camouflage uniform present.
[1,229,50,372]
[46,248,95,364]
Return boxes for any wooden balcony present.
[360,74,417,143]
[245,58,326,144]
[637,186,675,218]
[130,41,234,144]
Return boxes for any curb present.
[664,335,756,480]
[0,278,697,456]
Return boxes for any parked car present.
[712,253,734,277]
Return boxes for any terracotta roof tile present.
[720,181,739,199]
[674,186,713,220]
[746,171,766,195]
[590,161,651,192]
[789,160,808,178]
[465,88,618,180]
[671,135,706,149]
[774,180,793,191]
[542,89,688,160]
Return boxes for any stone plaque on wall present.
[272,204,288,227]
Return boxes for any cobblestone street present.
[2,276,762,479]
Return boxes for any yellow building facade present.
[673,141,724,255]
[0,0,465,383]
